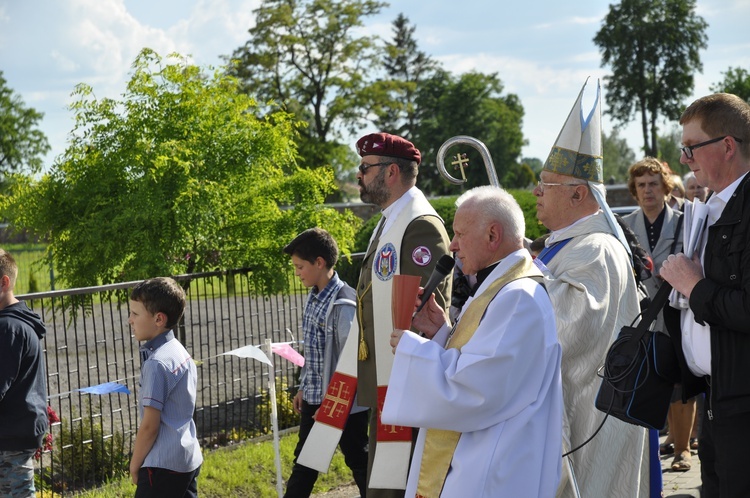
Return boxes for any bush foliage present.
[351,190,545,254]
[38,409,128,493]
[1,49,357,293]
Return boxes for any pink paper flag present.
[271,342,305,367]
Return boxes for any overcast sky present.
[1,0,749,172]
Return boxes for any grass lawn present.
[58,431,353,498]
[2,243,51,294]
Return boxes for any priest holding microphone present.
[382,185,564,497]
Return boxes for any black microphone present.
[414,255,455,314]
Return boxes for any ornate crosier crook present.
[436,136,500,187]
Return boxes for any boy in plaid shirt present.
[283,228,368,497]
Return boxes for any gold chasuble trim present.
[415,257,542,498]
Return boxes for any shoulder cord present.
[356,281,372,360]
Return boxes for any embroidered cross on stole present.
[415,257,542,498]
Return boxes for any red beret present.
[356,133,421,165]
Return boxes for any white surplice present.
[542,212,648,498]
[382,250,563,497]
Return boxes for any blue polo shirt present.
[138,330,203,472]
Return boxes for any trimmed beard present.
[359,168,389,206]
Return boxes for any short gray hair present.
[455,185,525,242]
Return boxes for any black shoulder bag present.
[594,281,681,430]
[594,212,684,430]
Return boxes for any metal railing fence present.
[18,262,352,494]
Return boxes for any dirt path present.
[312,483,360,497]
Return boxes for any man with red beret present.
[295,133,452,497]
[352,133,452,496]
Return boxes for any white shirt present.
[379,186,421,237]
[681,173,747,376]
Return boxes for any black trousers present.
[699,391,750,497]
[134,465,200,498]
[284,400,368,498]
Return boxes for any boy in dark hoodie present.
[0,249,48,497]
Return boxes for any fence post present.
[265,338,283,498]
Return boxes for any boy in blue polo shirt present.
[128,277,202,498]
[283,228,368,498]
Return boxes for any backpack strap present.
[324,284,355,351]
[669,213,684,255]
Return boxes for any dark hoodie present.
[0,301,48,450]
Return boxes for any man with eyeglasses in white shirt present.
[661,93,750,498]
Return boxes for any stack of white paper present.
[669,200,708,309]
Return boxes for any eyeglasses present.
[536,180,582,193]
[358,161,392,174]
[680,136,744,159]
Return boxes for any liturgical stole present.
[298,192,439,491]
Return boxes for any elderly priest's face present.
[449,202,493,276]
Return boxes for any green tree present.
[367,14,438,139]
[0,71,50,181]
[657,126,684,176]
[412,70,526,195]
[602,129,636,183]
[710,66,750,103]
[228,0,386,172]
[594,0,707,157]
[503,162,535,189]
[1,49,358,291]
[522,157,544,176]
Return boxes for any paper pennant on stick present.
[271,342,305,367]
[78,381,131,395]
[223,345,272,366]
